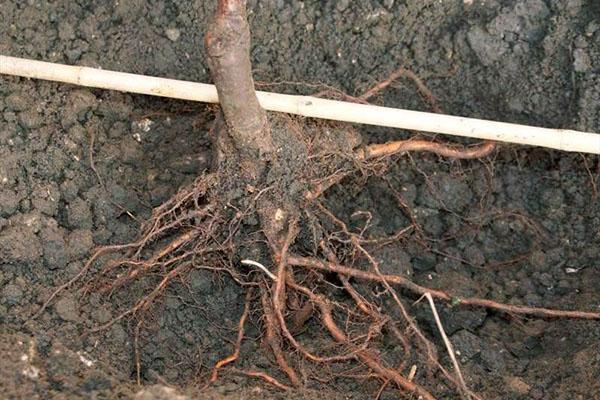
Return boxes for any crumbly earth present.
[1,1,599,399]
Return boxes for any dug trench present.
[1,1,599,399]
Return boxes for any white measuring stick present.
[2,55,598,154]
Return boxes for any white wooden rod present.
[1,55,599,154]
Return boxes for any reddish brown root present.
[36,3,598,400]
[374,379,391,400]
[232,368,291,391]
[134,320,143,385]
[287,256,600,320]
[39,135,596,400]
[305,140,496,201]
[270,223,366,364]
[360,67,442,113]
[363,139,496,160]
[289,300,314,334]
[88,262,193,335]
[207,288,252,386]
[351,237,440,370]
[288,280,438,400]
[34,243,140,318]
[260,289,302,387]
[100,229,201,293]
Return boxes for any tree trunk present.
[205,0,297,250]
[205,0,274,180]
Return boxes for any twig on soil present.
[89,125,140,222]
[88,127,104,187]
[580,154,599,197]
[419,293,471,400]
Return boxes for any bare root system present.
[35,1,600,399]
[37,117,599,399]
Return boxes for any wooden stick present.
[421,293,471,400]
[2,55,599,154]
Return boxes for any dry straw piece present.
[1,55,599,154]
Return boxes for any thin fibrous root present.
[305,140,496,201]
[34,176,216,319]
[320,240,377,318]
[99,229,201,293]
[351,237,440,374]
[206,288,253,386]
[260,289,302,387]
[33,243,140,318]
[87,262,192,334]
[134,319,143,385]
[421,293,471,400]
[327,235,475,397]
[271,223,367,363]
[360,67,443,114]
[287,256,600,320]
[288,280,438,400]
[231,368,291,391]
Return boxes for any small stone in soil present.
[165,28,181,42]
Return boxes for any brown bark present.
[205,0,274,178]
[205,0,294,249]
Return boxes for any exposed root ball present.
[36,1,600,399]
[38,111,598,400]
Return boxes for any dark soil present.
[1,1,599,399]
